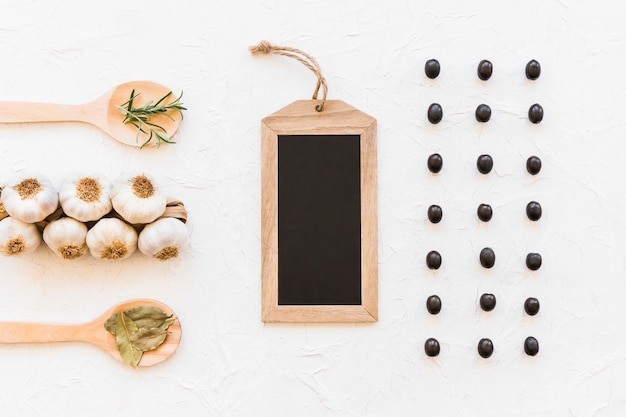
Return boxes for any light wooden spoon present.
[0,81,182,147]
[0,299,181,367]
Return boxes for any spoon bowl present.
[0,81,183,147]
[101,81,182,147]
[0,299,181,367]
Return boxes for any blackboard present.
[261,100,377,322]
[278,134,362,305]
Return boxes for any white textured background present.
[0,0,624,415]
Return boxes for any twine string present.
[250,41,328,112]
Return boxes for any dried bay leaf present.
[130,328,168,352]
[116,312,143,368]
[124,306,171,321]
[133,317,172,330]
[159,315,177,331]
[104,305,177,368]
[104,314,118,335]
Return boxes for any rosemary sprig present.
[117,89,186,148]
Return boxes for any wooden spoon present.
[0,81,182,147]
[0,299,181,367]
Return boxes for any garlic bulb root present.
[111,173,166,224]
[138,217,188,261]
[59,175,112,222]
[1,174,59,223]
[86,217,138,260]
[43,217,88,260]
[0,217,42,256]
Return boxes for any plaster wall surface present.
[0,1,623,416]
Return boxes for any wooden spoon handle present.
[0,322,91,344]
[0,102,91,124]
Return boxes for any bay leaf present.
[132,317,171,330]
[116,312,143,368]
[158,315,177,331]
[124,306,171,321]
[130,327,168,352]
[104,313,118,335]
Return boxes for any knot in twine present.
[250,41,328,112]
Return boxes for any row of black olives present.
[427,102,543,124]
[425,249,542,270]
[426,294,540,315]
[424,336,539,358]
[427,154,542,175]
[427,201,542,223]
[425,59,543,124]
[424,59,541,81]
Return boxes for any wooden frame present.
[261,100,378,323]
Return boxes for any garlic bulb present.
[86,217,138,260]
[58,175,112,222]
[43,217,88,260]
[1,173,58,223]
[138,217,188,261]
[0,217,41,256]
[111,173,166,224]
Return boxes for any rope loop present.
[250,41,328,112]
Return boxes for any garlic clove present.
[138,217,188,261]
[43,217,88,260]
[1,173,59,223]
[111,173,167,224]
[86,217,138,260]
[0,198,7,221]
[0,216,42,256]
[58,174,112,222]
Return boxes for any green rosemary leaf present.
[153,91,171,107]
[142,119,167,131]
[153,131,175,144]
[124,89,137,112]
[140,134,153,149]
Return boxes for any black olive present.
[528,103,544,123]
[524,336,539,356]
[425,59,440,79]
[478,338,494,358]
[525,59,541,80]
[526,156,542,175]
[477,204,493,222]
[524,297,540,316]
[428,103,443,124]
[426,251,442,270]
[526,253,542,270]
[526,201,542,221]
[480,293,497,311]
[426,295,442,315]
[480,247,495,268]
[428,205,443,223]
[424,338,441,357]
[477,60,493,80]
[477,154,493,174]
[427,153,443,174]
[475,104,492,122]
